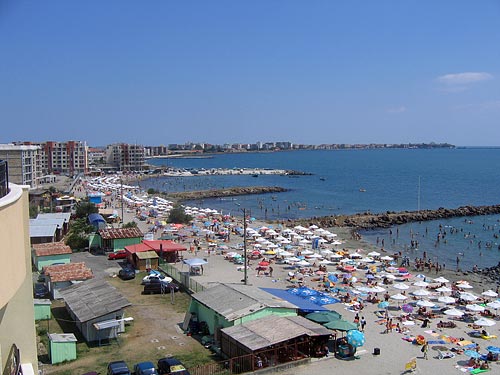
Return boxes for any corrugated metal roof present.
[191,283,297,322]
[59,278,131,323]
[29,223,58,238]
[33,242,72,257]
[136,251,159,260]
[124,243,151,254]
[221,315,331,351]
[35,212,71,223]
[48,333,77,343]
[98,227,143,240]
[44,262,93,283]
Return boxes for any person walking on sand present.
[269,266,273,277]
[422,342,429,360]
[360,316,366,332]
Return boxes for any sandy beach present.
[72,176,500,375]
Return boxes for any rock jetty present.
[291,204,500,229]
[167,186,289,200]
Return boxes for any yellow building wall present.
[0,184,38,373]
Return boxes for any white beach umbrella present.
[393,283,410,290]
[380,273,396,280]
[433,276,450,283]
[280,239,292,244]
[482,290,499,298]
[301,249,314,255]
[438,296,456,304]
[460,292,478,302]
[417,300,435,307]
[444,308,464,317]
[370,286,387,293]
[319,260,333,265]
[296,260,311,267]
[380,255,394,261]
[286,257,301,263]
[299,239,311,245]
[368,251,381,257]
[435,286,453,293]
[331,240,343,245]
[412,289,430,297]
[466,304,485,312]
[486,300,500,310]
[330,253,343,259]
[307,253,323,259]
[457,282,473,289]
[349,253,363,259]
[390,293,408,301]
[358,257,375,263]
[309,224,319,229]
[413,280,429,287]
[474,317,496,327]
[321,249,334,255]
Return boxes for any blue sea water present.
[145,148,500,270]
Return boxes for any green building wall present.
[112,237,142,251]
[48,336,77,364]
[35,254,71,271]
[34,301,51,320]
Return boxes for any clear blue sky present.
[1,0,499,146]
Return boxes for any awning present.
[260,288,328,312]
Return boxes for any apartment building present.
[106,143,145,171]
[0,144,42,188]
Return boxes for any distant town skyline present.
[1,1,499,146]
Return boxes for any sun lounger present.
[437,349,456,360]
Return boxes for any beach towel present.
[457,340,473,347]
[462,343,478,349]
[427,340,447,345]
[470,369,489,374]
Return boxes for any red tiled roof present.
[98,227,143,240]
[44,262,93,283]
[33,242,72,257]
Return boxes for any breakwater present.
[167,186,289,201]
[288,204,500,229]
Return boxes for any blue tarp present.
[260,288,328,312]
[88,213,106,229]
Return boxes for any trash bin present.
[373,347,381,355]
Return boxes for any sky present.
[1,0,499,147]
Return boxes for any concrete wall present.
[0,184,38,373]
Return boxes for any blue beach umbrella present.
[486,346,500,354]
[378,301,390,309]
[328,274,338,283]
[346,329,365,347]
[464,350,481,359]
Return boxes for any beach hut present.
[32,242,72,271]
[34,299,51,321]
[95,227,144,252]
[48,333,77,364]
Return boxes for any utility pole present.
[120,178,124,225]
[242,208,248,285]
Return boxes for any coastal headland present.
[294,204,500,229]
[166,186,289,200]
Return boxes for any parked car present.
[143,281,179,295]
[107,360,131,375]
[141,274,173,285]
[133,361,158,375]
[33,283,49,298]
[108,250,128,260]
[118,268,136,280]
[157,357,190,375]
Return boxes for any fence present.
[159,262,205,294]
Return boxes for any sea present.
[144,148,500,271]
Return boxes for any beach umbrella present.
[346,329,365,347]
[415,274,426,279]
[486,300,500,310]
[328,274,339,283]
[368,251,380,257]
[460,292,478,302]
[402,304,414,313]
[444,308,464,317]
[390,294,408,305]
[380,255,394,261]
[433,277,450,283]
[324,320,358,331]
[412,289,430,297]
[464,350,481,359]
[466,304,485,312]
[393,283,410,290]
[474,317,496,327]
[482,290,498,298]
[417,300,435,308]
[413,280,429,287]
[438,296,456,304]
[315,295,341,305]
[370,286,387,293]
[435,286,453,293]
[296,260,311,267]
[457,282,473,289]
[378,301,390,309]
[486,346,500,354]
[258,260,270,267]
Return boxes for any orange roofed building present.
[44,262,93,299]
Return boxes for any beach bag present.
[421,346,425,352]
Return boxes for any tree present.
[65,218,95,250]
[122,221,138,228]
[167,204,193,224]
[75,199,98,219]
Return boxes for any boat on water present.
[252,174,259,177]
[359,188,366,192]
[319,177,326,181]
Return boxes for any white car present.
[141,274,173,285]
